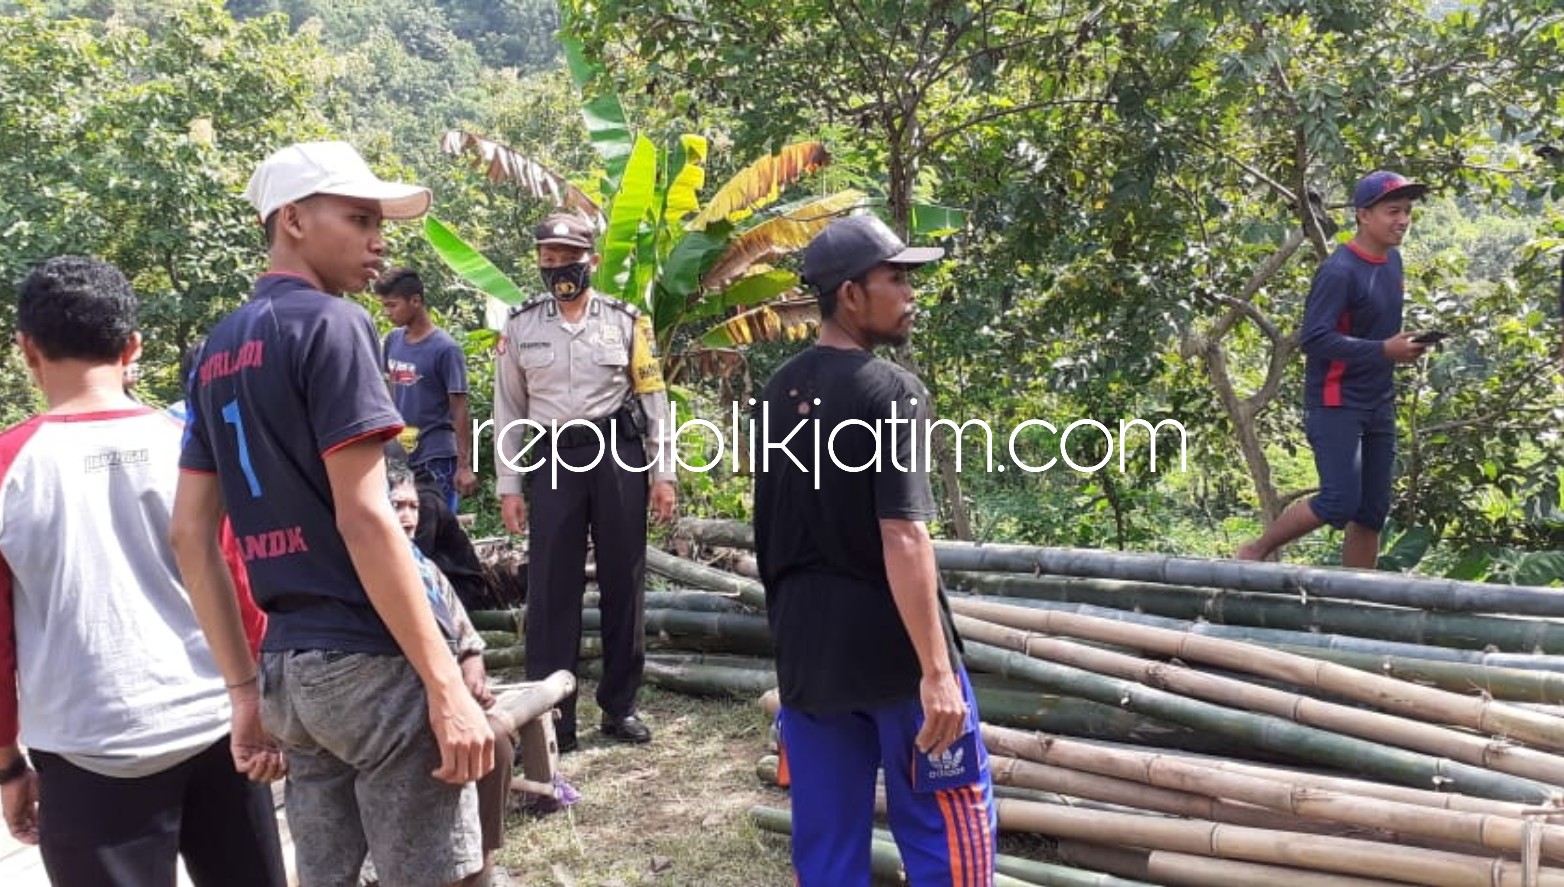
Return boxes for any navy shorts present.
[1305,403,1396,531]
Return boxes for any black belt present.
[552,409,636,449]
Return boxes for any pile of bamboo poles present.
[469,517,1564,886]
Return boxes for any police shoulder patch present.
[598,294,642,318]
[509,293,549,317]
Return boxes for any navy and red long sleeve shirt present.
[1300,241,1405,410]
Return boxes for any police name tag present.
[912,729,983,792]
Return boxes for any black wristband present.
[0,755,30,785]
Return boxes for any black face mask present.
[541,262,592,302]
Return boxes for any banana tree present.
[430,128,857,381]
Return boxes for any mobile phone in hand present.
[1410,331,1449,345]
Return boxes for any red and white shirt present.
[0,407,256,776]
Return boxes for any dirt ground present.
[492,678,796,887]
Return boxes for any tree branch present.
[1206,227,1307,344]
[922,98,1116,152]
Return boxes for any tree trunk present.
[884,105,974,540]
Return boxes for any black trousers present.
[526,436,649,741]
[33,737,286,887]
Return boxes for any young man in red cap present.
[1238,170,1431,568]
[752,214,996,886]
[171,141,494,887]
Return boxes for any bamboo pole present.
[983,729,1564,861]
[471,608,523,632]
[639,660,778,698]
[951,594,1564,672]
[747,805,1133,887]
[948,571,1564,654]
[1264,643,1564,705]
[642,609,773,654]
[963,614,1564,782]
[645,546,766,608]
[673,517,1564,616]
[989,754,1347,836]
[994,797,1564,887]
[488,670,576,736]
[1016,733,1555,820]
[953,600,1564,757]
[1052,839,1411,887]
[961,641,1560,803]
[969,685,1288,757]
[482,637,602,670]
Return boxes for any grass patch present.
[493,678,795,886]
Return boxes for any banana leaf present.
[698,190,865,292]
[438,130,602,224]
[699,299,820,347]
[422,216,527,306]
[594,134,658,301]
[687,142,831,230]
[560,36,631,194]
[663,134,707,226]
[685,270,797,322]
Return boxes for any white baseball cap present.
[244,141,432,222]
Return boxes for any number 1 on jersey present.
[221,399,263,498]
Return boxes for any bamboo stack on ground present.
[478,536,1564,885]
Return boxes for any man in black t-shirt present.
[171,141,493,887]
[753,215,996,887]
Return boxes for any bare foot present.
[1234,541,1267,561]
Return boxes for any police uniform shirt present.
[494,291,674,493]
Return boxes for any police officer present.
[493,212,676,751]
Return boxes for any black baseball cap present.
[801,215,945,296]
[534,212,596,250]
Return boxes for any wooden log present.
[953,600,1564,758]
[962,641,1560,803]
[948,571,1564,654]
[983,729,1564,861]
[674,517,1564,616]
[994,797,1564,887]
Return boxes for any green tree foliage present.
[0,0,332,398]
[564,0,1564,561]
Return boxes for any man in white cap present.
[172,142,496,887]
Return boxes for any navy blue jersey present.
[181,273,404,653]
[1300,242,1404,409]
[383,327,467,465]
